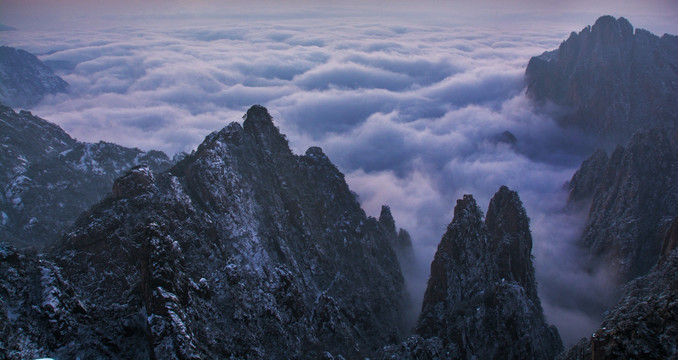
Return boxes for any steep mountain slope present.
[0,46,69,108]
[567,128,678,283]
[559,218,678,360]
[1,105,409,359]
[525,15,678,142]
[383,187,562,359]
[0,105,172,249]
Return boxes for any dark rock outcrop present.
[0,46,69,108]
[660,216,678,265]
[2,105,410,359]
[567,128,678,283]
[386,187,562,360]
[0,105,172,249]
[0,242,108,359]
[566,149,608,204]
[526,16,678,143]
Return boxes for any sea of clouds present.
[3,7,670,344]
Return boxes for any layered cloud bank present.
[2,7,676,345]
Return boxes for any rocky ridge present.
[525,15,678,143]
[0,46,69,109]
[1,105,409,359]
[383,186,562,359]
[0,104,172,249]
[567,127,678,283]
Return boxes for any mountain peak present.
[414,186,562,359]
[379,205,397,235]
[243,104,274,131]
[574,127,678,282]
[241,104,291,156]
[660,216,678,265]
[451,194,484,229]
[486,185,529,238]
[525,16,678,142]
[591,15,633,38]
[486,186,537,297]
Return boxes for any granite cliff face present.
[526,16,678,142]
[1,105,409,359]
[567,128,678,283]
[383,186,562,359]
[559,219,678,360]
[0,46,69,109]
[0,105,172,249]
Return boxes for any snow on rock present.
[0,105,172,249]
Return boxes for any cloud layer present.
[3,8,674,345]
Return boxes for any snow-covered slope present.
[0,105,172,249]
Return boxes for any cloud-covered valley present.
[3,8,674,345]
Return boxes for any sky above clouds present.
[1,0,677,345]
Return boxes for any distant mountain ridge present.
[0,104,172,249]
[526,15,678,143]
[0,46,69,108]
[0,24,17,31]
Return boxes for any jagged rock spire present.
[415,186,562,360]
[379,205,397,235]
[485,185,537,298]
